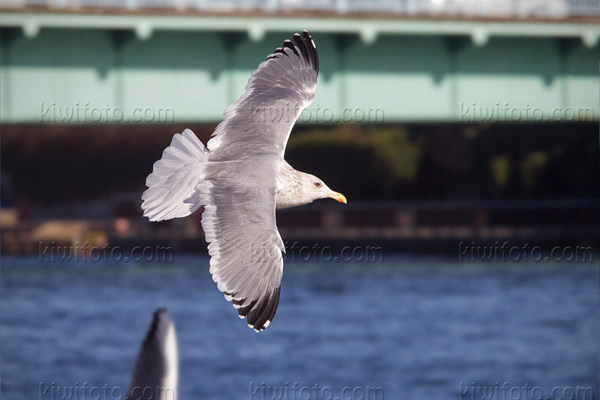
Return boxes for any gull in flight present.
[141,31,346,331]
[126,309,178,400]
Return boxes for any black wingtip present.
[273,46,286,56]
[283,39,300,56]
[299,30,319,73]
[235,287,281,332]
[293,33,310,65]
[251,287,281,332]
[268,31,319,74]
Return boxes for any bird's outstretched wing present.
[207,30,319,159]
[126,309,178,400]
[201,31,319,331]
[201,160,284,332]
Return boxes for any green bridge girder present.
[0,12,598,123]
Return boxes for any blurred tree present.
[2,122,598,204]
[286,125,421,200]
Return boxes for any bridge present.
[1,0,598,123]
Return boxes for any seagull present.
[126,309,178,400]
[141,31,346,332]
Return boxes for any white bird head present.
[299,172,347,205]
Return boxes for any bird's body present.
[141,31,345,331]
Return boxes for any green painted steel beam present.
[0,14,598,124]
[0,13,599,46]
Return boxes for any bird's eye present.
[314,182,322,187]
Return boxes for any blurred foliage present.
[289,125,421,180]
[490,155,510,187]
[286,122,599,200]
[520,151,549,192]
[1,123,598,204]
[286,125,421,200]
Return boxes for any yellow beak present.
[328,191,347,204]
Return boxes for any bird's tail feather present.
[141,129,208,222]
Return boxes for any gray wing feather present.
[200,31,319,331]
[201,160,284,332]
[126,309,178,400]
[207,30,318,159]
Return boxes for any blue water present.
[1,256,598,400]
